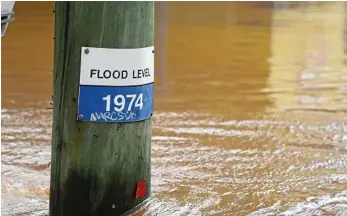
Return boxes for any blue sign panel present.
[77,84,153,122]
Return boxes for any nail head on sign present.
[84,48,89,54]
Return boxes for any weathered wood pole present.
[49,2,153,216]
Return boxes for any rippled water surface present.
[2,2,347,216]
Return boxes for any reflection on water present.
[268,2,347,112]
[1,2,347,216]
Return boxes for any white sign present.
[79,46,154,86]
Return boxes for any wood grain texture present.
[49,2,153,215]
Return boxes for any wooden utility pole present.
[49,2,154,216]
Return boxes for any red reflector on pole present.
[136,180,146,198]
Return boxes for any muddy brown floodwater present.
[2,2,347,216]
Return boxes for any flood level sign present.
[77,46,154,123]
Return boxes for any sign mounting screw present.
[78,114,84,120]
[84,48,89,54]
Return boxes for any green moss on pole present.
[49,2,153,215]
